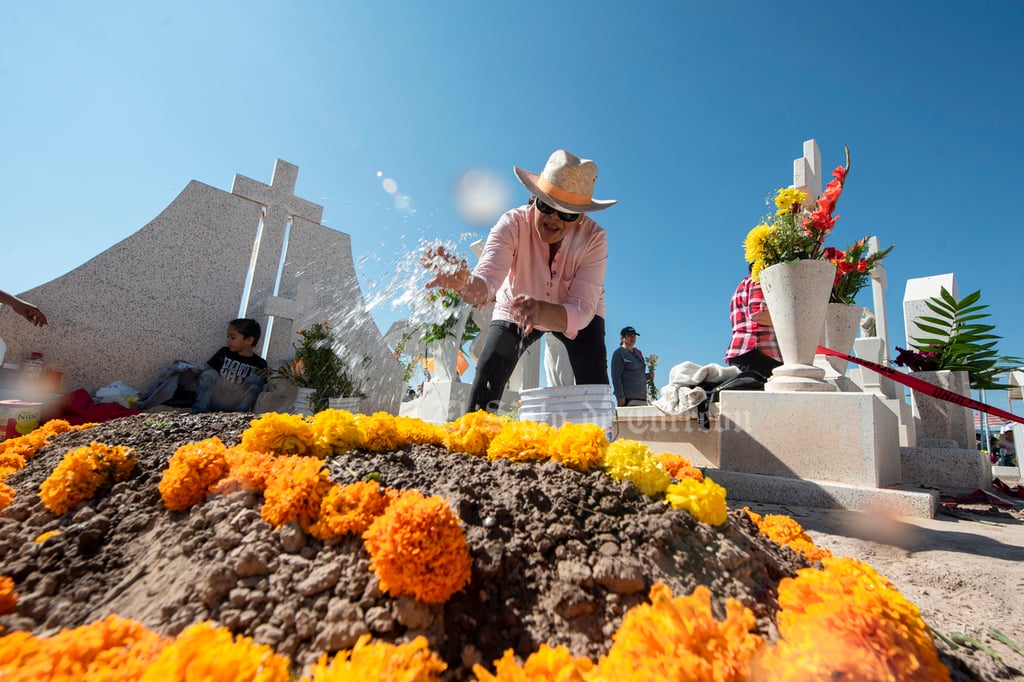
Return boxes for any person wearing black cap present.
[611,326,650,406]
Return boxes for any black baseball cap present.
[620,326,639,336]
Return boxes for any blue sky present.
[2,2,1022,408]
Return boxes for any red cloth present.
[52,388,141,425]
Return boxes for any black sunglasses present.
[534,198,580,222]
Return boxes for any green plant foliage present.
[909,287,1022,390]
[276,322,361,412]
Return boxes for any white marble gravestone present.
[0,160,403,414]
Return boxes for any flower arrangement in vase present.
[276,322,360,413]
[823,237,894,305]
[743,146,850,282]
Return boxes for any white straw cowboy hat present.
[514,149,617,214]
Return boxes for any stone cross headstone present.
[903,273,957,352]
[865,236,891,363]
[792,139,822,209]
[0,159,403,414]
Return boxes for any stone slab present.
[719,391,901,487]
[709,469,939,518]
[901,446,992,491]
[613,406,718,468]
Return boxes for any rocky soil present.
[0,411,1019,680]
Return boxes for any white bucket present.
[517,385,617,440]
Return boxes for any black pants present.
[726,349,781,379]
[469,316,609,413]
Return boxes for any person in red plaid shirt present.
[724,265,782,379]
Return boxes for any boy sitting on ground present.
[192,318,269,413]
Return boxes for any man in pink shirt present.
[423,149,617,412]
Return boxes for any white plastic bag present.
[94,381,141,408]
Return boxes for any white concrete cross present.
[792,139,822,209]
[865,236,891,362]
[231,159,325,361]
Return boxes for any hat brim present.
[514,167,617,214]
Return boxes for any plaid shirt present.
[724,275,781,362]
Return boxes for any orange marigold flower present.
[0,614,170,681]
[240,412,325,457]
[0,576,15,615]
[140,621,290,681]
[363,489,472,604]
[551,422,607,471]
[442,410,505,457]
[654,452,704,481]
[356,412,403,452]
[394,415,446,446]
[39,442,135,516]
[473,643,593,681]
[603,440,672,496]
[758,556,949,681]
[0,430,49,461]
[34,530,61,543]
[0,452,27,471]
[486,420,555,463]
[210,446,277,495]
[747,512,832,562]
[665,476,728,526]
[308,480,396,541]
[301,633,446,681]
[158,437,230,511]
[0,481,13,512]
[312,409,365,454]
[595,583,764,681]
[261,455,332,530]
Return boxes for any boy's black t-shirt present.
[207,347,268,386]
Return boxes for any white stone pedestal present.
[418,380,473,424]
[900,446,991,491]
[719,392,901,487]
[910,370,975,449]
[849,337,916,447]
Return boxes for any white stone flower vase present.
[328,396,361,413]
[293,387,316,416]
[759,260,838,392]
[814,302,864,381]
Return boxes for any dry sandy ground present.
[740,491,1024,679]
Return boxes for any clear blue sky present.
[2,2,1022,407]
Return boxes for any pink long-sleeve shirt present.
[472,205,607,339]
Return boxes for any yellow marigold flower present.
[652,452,698,479]
[551,423,607,471]
[261,455,332,530]
[301,633,446,681]
[0,575,15,615]
[743,223,774,264]
[0,614,170,681]
[595,583,764,680]
[486,420,555,463]
[356,412,403,452]
[774,187,808,214]
[38,419,75,437]
[241,412,325,457]
[473,643,593,681]
[39,442,135,516]
[745,511,832,562]
[308,480,395,541]
[0,481,13,511]
[312,409,365,454]
[140,621,290,682]
[0,430,49,461]
[442,410,505,457]
[34,530,61,543]
[602,440,671,497]
[394,415,446,446]
[158,437,230,511]
[363,489,472,604]
[758,557,949,682]
[210,446,277,495]
[665,476,728,526]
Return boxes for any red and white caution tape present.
[816,345,1024,425]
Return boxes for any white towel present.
[653,385,707,416]
[667,361,740,387]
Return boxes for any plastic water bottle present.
[21,352,44,386]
